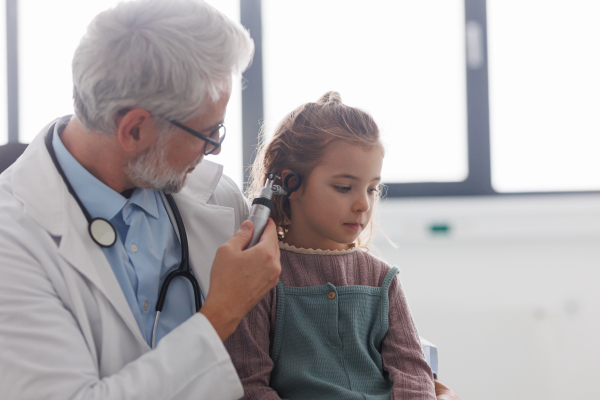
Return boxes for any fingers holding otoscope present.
[245,171,302,249]
[203,171,300,341]
[202,217,280,341]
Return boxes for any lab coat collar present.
[10,121,226,346]
[178,157,223,205]
[12,119,65,237]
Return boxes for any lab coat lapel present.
[173,160,235,297]
[11,124,147,346]
[58,200,147,345]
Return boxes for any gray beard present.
[125,135,200,194]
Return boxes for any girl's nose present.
[352,192,371,213]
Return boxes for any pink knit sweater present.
[224,243,436,400]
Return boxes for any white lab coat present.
[0,121,249,399]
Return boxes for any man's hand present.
[435,379,459,400]
[200,219,281,341]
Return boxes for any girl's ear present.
[281,169,301,200]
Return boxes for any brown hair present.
[247,91,384,247]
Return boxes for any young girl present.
[225,92,436,399]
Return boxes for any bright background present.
[262,0,468,184]
[488,0,600,193]
[17,0,243,184]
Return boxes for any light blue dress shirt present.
[52,116,199,346]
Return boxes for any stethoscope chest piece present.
[89,217,117,248]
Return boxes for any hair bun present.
[318,91,342,105]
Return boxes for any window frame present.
[6,0,17,144]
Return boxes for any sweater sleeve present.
[224,288,285,400]
[382,275,436,400]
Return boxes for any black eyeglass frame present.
[168,119,226,156]
[116,109,226,156]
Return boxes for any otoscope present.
[246,172,302,248]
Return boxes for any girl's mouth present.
[343,223,361,231]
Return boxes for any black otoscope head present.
[282,172,302,197]
[260,171,302,200]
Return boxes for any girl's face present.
[285,141,384,251]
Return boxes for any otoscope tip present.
[265,172,280,181]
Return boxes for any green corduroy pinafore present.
[270,267,399,400]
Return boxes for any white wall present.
[372,195,600,400]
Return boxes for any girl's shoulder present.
[354,249,398,287]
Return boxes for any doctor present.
[0,0,280,399]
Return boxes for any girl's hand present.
[435,380,459,400]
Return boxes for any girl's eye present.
[368,187,380,195]
[334,186,351,193]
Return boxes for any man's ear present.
[115,109,157,152]
[281,169,301,200]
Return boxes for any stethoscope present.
[45,124,201,348]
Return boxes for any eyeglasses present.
[116,109,226,156]
[168,119,226,156]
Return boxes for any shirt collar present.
[123,188,160,220]
[52,115,160,221]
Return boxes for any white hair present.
[72,0,254,134]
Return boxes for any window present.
[261,0,468,184]
[16,0,244,187]
[18,0,123,143]
[488,0,600,193]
